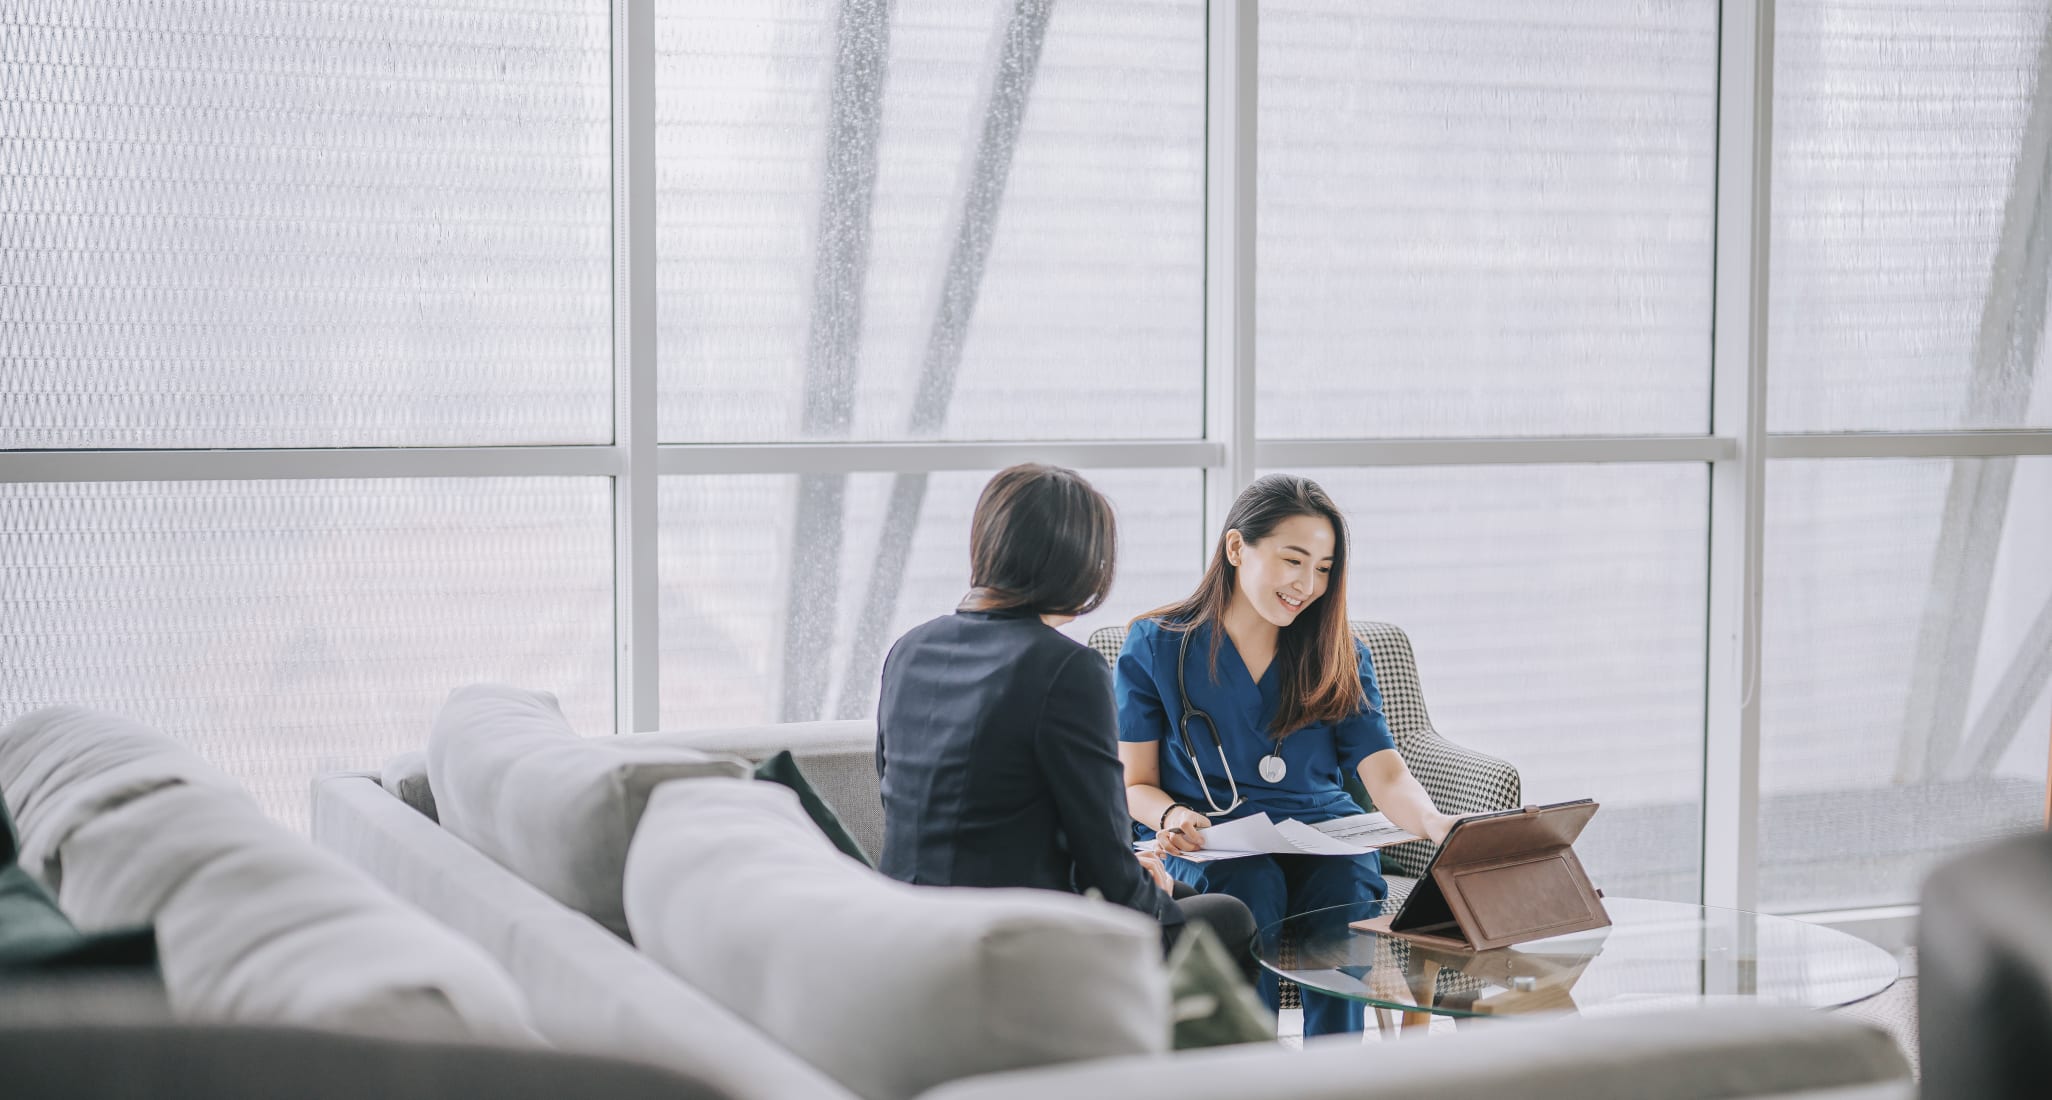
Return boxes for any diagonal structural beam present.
[779,0,894,722]
[1948,588,2052,779]
[833,0,1056,721]
[1897,19,2052,781]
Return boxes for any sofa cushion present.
[3,774,155,977]
[313,773,859,1100]
[0,706,246,888]
[921,1004,1912,1100]
[379,750,437,822]
[656,720,884,864]
[59,780,534,1041]
[427,684,751,937]
[0,859,157,976]
[752,750,873,867]
[624,778,1168,1100]
[1,780,16,864]
[1167,921,1274,1049]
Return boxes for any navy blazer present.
[875,608,1179,926]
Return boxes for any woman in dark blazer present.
[875,464,1257,976]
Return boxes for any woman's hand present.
[1156,805,1211,855]
[1135,846,1175,894]
[1425,812,1462,845]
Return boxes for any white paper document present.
[1141,812,1422,863]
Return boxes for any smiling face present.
[1226,512,1336,630]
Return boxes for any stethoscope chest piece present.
[1257,753,1287,784]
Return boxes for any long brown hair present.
[960,464,1117,617]
[1140,474,1363,738]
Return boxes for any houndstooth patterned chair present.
[1089,619,1520,1015]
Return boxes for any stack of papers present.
[1141,812,1422,863]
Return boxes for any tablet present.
[1357,798,1607,951]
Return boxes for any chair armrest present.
[918,1005,1911,1100]
[1373,726,1520,879]
[1401,725,1521,816]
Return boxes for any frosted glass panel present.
[1292,465,1708,901]
[1770,2,2052,432]
[658,469,1201,728]
[1,1,612,448]
[654,0,1204,443]
[1762,459,2052,910]
[1259,2,1718,438]
[0,480,613,828]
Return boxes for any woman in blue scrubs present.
[1115,473,1458,1037]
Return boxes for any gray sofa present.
[310,706,1914,1100]
[1,975,728,1100]
[1918,826,2052,1099]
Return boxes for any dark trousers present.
[1168,852,1386,1037]
[1164,880,1262,988]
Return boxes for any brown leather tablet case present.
[1353,799,1609,951]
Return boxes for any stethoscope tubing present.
[1173,625,1245,817]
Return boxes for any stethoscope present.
[1171,626,1293,816]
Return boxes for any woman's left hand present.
[1425,812,1462,845]
[1135,846,1175,894]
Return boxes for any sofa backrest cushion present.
[0,706,246,888]
[0,792,158,977]
[312,773,860,1100]
[623,778,1168,1100]
[60,780,534,1041]
[653,720,884,863]
[379,750,437,822]
[427,683,751,937]
[751,750,873,867]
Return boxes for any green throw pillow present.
[0,788,158,975]
[0,782,16,865]
[1167,922,1277,1049]
[753,751,875,868]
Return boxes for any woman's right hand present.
[1156,805,1211,855]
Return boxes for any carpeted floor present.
[1833,954,1919,1078]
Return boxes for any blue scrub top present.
[1115,617,1395,833]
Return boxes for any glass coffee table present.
[1258,896,1899,1023]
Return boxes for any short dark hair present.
[964,464,1116,617]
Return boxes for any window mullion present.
[612,0,658,734]
[1204,0,1257,536]
[1704,0,1776,914]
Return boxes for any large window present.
[1761,458,2052,910]
[1259,1,1719,438]
[5,0,2050,920]
[1757,0,2052,910]
[0,479,613,827]
[653,0,1205,444]
[3,1,613,449]
[657,469,1201,728]
[1771,0,2052,432]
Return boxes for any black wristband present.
[1158,802,1186,832]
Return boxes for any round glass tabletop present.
[1256,896,1899,1019]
